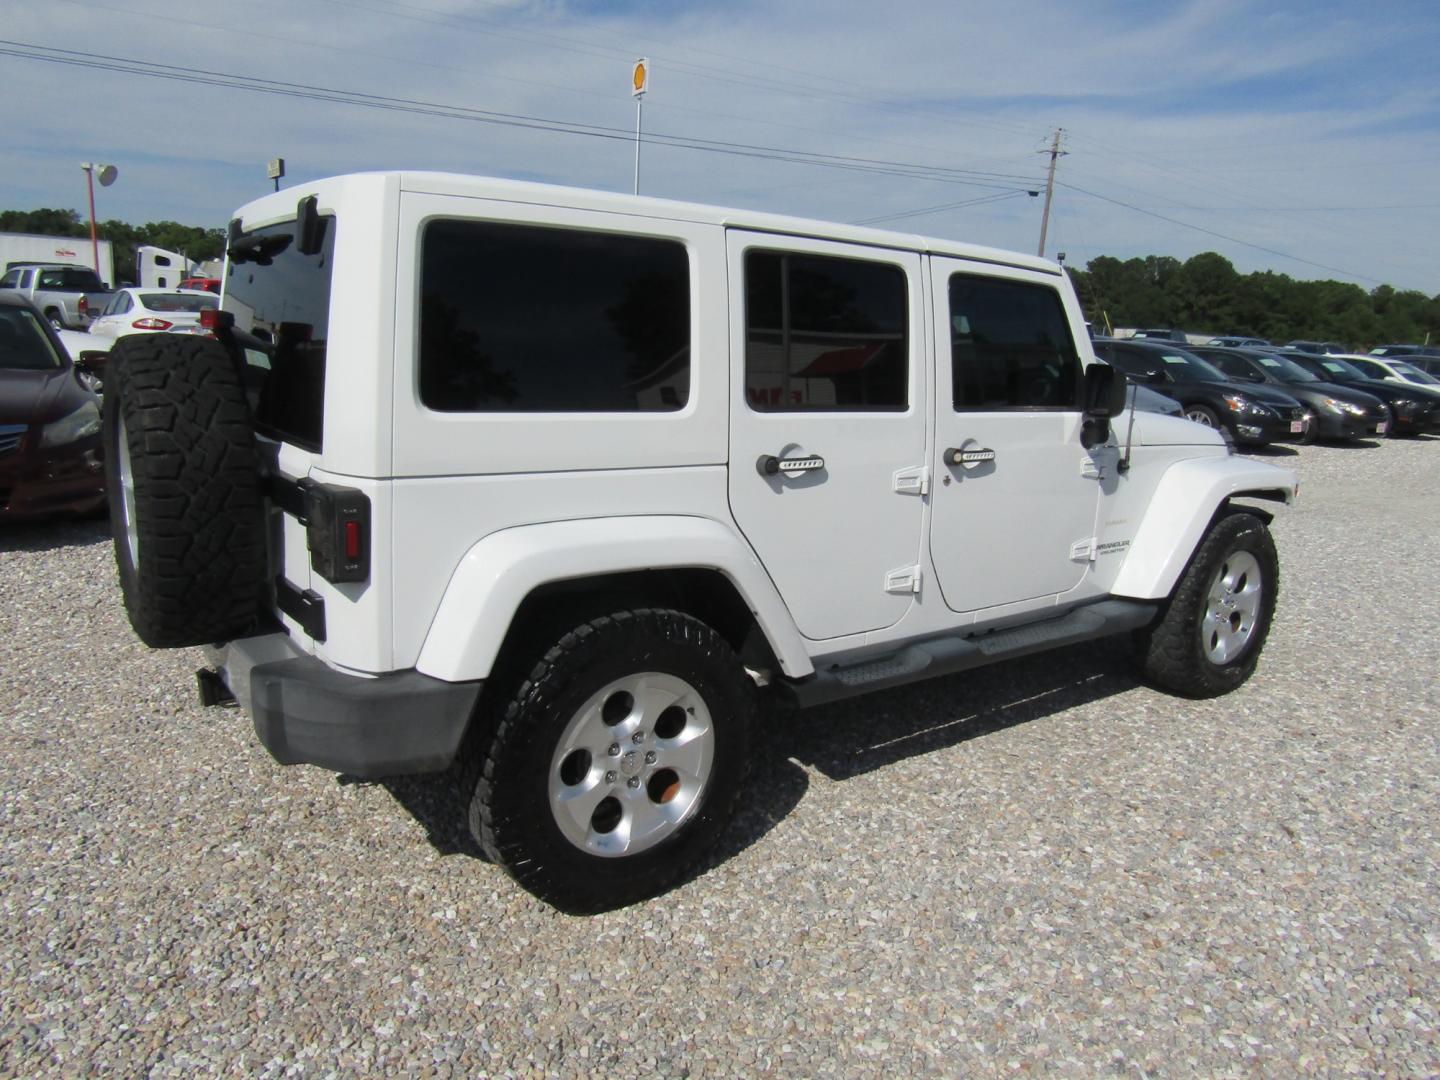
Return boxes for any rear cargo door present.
[224,211,337,648]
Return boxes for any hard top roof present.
[233,171,1061,277]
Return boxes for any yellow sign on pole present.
[632,58,649,98]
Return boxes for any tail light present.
[79,296,89,318]
[133,318,173,330]
[199,308,235,332]
[298,480,370,584]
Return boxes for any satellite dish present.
[96,164,118,187]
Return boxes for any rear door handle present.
[944,447,996,466]
[757,451,825,477]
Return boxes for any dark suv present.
[1092,338,1309,447]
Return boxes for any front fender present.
[415,515,814,682]
[1110,456,1296,600]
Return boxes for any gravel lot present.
[3,436,1438,1077]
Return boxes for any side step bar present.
[778,599,1159,709]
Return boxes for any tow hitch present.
[196,667,237,708]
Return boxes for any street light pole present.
[80,162,118,279]
[82,164,99,274]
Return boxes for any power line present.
[0,39,1044,195]
[851,191,1028,226]
[1056,179,1385,284]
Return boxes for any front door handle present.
[758,451,825,477]
[944,446,996,467]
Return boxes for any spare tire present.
[103,334,266,648]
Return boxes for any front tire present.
[1137,512,1279,698]
[468,609,755,913]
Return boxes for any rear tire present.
[1137,512,1279,698]
[103,334,265,647]
[468,609,755,913]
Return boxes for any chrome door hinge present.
[885,565,922,594]
[1069,537,1098,562]
[893,465,930,496]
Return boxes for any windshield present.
[1156,349,1229,383]
[1315,358,1365,382]
[1389,360,1439,385]
[1252,353,1318,383]
[0,306,65,370]
[139,293,218,314]
[36,268,106,292]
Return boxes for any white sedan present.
[88,287,218,340]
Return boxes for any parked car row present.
[1094,335,1440,447]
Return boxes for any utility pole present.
[1036,127,1066,258]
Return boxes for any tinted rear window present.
[37,268,105,291]
[225,216,335,451]
[140,293,218,313]
[419,220,691,412]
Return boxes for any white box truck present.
[0,231,115,285]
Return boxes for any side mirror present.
[1080,362,1128,448]
[1083,362,1128,418]
[1231,370,1263,383]
[73,351,108,394]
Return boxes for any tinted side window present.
[949,275,1080,409]
[1210,353,1250,378]
[419,221,690,413]
[1110,347,1163,380]
[744,251,907,411]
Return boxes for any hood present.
[1354,377,1440,404]
[1302,382,1385,409]
[1124,410,1228,448]
[1231,382,1303,408]
[0,365,80,425]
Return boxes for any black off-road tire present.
[468,609,755,913]
[1136,511,1279,698]
[103,334,265,648]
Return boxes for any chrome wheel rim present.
[1185,408,1215,427]
[548,672,714,858]
[1201,550,1262,664]
[117,414,139,567]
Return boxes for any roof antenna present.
[1117,383,1137,474]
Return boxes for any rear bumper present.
[206,634,483,779]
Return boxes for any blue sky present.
[4,0,1438,294]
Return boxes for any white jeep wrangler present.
[103,173,1297,912]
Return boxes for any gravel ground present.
[2,436,1438,1077]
